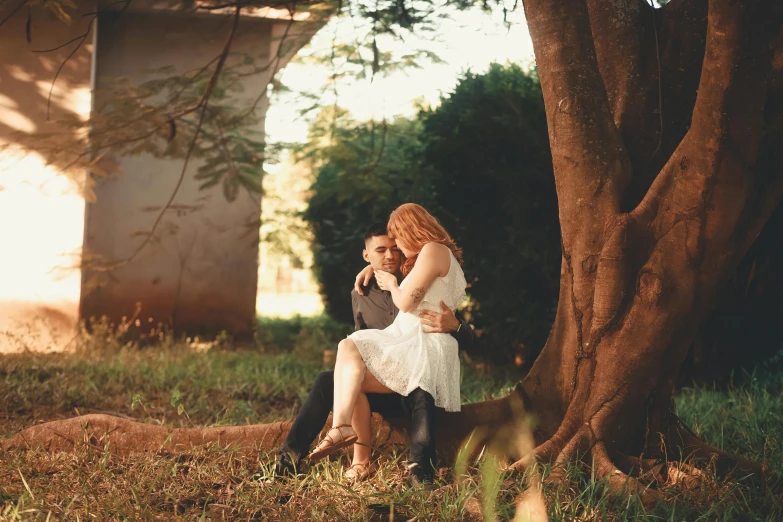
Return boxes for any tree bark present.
[2,397,516,463]
[588,0,710,211]
[589,2,783,384]
[681,202,783,385]
[514,0,783,498]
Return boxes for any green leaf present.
[198,176,221,191]
[223,178,239,202]
[195,168,227,181]
[170,389,181,407]
[238,174,263,193]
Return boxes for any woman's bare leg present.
[332,338,366,428]
[321,338,396,462]
[348,354,396,476]
[351,392,372,466]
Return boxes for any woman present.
[307,203,466,482]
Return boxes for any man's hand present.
[419,301,459,333]
[353,265,375,295]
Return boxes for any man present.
[276,222,472,486]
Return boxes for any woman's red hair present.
[387,203,463,275]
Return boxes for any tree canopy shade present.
[4,0,783,505]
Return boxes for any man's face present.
[363,235,401,274]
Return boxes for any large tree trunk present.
[511,0,783,497]
[682,201,783,385]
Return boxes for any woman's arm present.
[353,265,375,295]
[377,243,451,313]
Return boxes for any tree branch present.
[587,0,655,143]
[634,0,782,237]
[523,0,631,226]
[44,14,96,120]
[524,0,634,360]
[625,1,783,342]
[588,0,709,212]
[0,0,26,30]
[731,27,783,255]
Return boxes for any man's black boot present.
[274,450,304,478]
[406,462,436,491]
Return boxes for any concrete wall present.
[0,7,93,350]
[80,11,302,337]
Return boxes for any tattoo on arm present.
[412,287,426,304]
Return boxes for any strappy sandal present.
[306,424,359,462]
[344,462,374,485]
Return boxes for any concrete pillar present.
[79,9,310,337]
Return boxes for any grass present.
[0,319,781,520]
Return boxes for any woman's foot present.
[344,462,374,485]
[307,425,358,462]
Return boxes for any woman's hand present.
[374,270,399,292]
[353,265,376,295]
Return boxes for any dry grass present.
[0,320,781,520]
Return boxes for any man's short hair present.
[364,222,389,243]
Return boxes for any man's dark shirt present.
[351,276,472,350]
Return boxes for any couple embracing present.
[276,203,469,487]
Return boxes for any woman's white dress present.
[348,251,467,412]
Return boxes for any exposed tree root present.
[506,438,561,473]
[0,413,409,457]
[591,441,663,506]
[505,417,664,506]
[1,396,765,511]
[2,414,294,455]
[615,454,666,480]
[667,416,764,477]
[505,414,582,473]
[503,411,764,507]
[1,397,515,463]
[544,425,589,485]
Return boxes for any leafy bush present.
[301,110,437,324]
[303,64,560,364]
[257,314,352,360]
[419,64,560,363]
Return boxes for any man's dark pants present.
[278,371,437,474]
